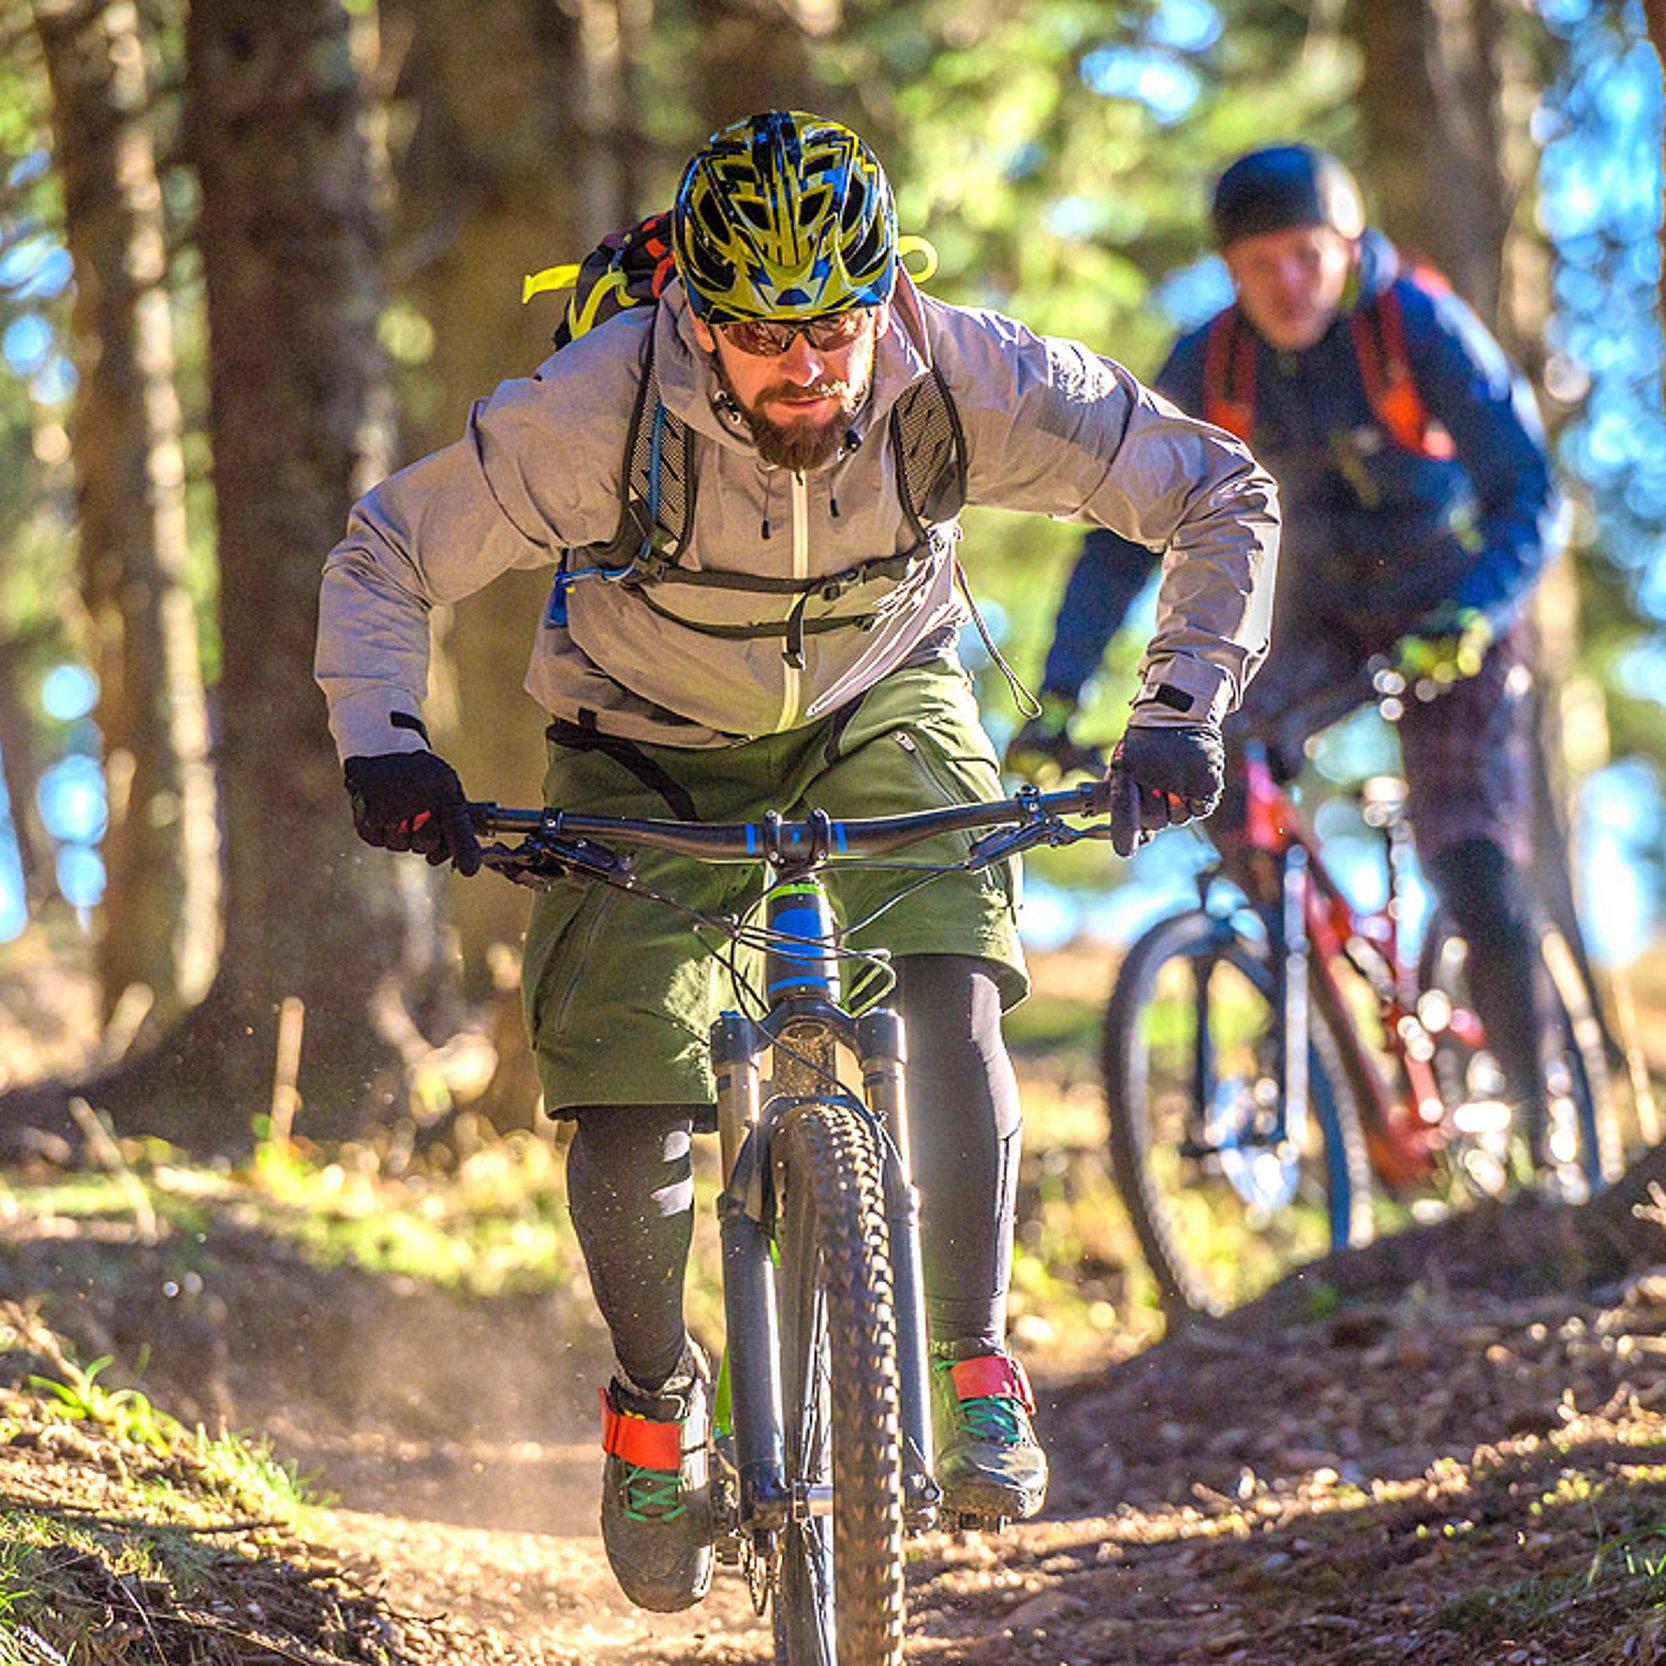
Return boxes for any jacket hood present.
[652,272,936,468]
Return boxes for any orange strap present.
[1351,283,1455,460]
[1202,280,1454,461]
[1202,308,1255,441]
[949,1353,1035,1411]
[599,1388,684,1470]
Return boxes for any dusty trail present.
[276,1245,1666,1665]
[5,1070,1663,1662]
[300,1428,770,1663]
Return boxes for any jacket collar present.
[1339,228,1401,315]
[652,274,935,468]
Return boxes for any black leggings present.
[564,953,1022,1391]
[1425,835,1548,1138]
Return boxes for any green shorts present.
[522,657,1028,1114]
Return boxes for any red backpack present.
[1202,265,1455,460]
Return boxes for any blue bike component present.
[763,883,839,1001]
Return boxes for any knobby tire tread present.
[774,1099,905,1666]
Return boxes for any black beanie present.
[1210,144,1366,250]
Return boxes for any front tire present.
[771,1100,905,1666]
[1103,908,1373,1318]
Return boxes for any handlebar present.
[472,781,1112,872]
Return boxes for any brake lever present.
[479,832,636,888]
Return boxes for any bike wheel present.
[1418,914,1620,1199]
[1103,908,1373,1319]
[771,1100,905,1666]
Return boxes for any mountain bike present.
[474,782,1113,1666]
[1102,670,1621,1319]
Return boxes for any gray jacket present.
[316,274,1279,756]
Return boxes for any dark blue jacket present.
[1043,231,1558,700]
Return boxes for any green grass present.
[0,1047,1270,1388]
[18,1328,311,1526]
[0,1310,331,1663]
[7,1132,589,1300]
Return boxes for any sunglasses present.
[717,308,873,358]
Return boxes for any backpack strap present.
[1202,307,1256,441]
[563,335,968,671]
[584,332,697,581]
[891,365,967,539]
[1351,278,1455,460]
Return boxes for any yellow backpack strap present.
[568,268,633,341]
[898,234,939,287]
[522,262,582,305]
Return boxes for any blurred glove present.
[1102,722,1224,859]
[1003,692,1102,785]
[1393,605,1494,691]
[343,750,482,876]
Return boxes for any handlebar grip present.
[1080,772,1118,817]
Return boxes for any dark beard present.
[713,356,862,472]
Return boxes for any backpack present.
[522,214,968,670]
[1202,263,1456,461]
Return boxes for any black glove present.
[343,751,482,876]
[1003,692,1102,785]
[1102,723,1224,858]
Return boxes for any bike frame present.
[474,784,1109,1577]
[1215,745,1477,1188]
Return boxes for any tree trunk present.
[0,0,450,1149]
[1348,0,1513,320]
[35,0,220,1029]
[386,0,589,1012]
[149,0,459,1145]
[688,0,835,134]
[0,638,52,912]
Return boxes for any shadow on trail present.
[901,1195,1666,1665]
[1042,1192,1666,1516]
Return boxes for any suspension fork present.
[713,1012,786,1538]
[858,1006,938,1528]
[1186,871,1222,1145]
[1272,844,1311,1151]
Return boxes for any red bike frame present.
[1228,745,1485,1190]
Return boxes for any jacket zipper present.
[778,470,811,732]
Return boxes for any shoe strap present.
[948,1352,1035,1412]
[600,1386,684,1470]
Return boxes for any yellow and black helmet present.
[672,110,898,325]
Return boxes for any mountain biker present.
[316,110,1278,1612]
[1008,142,1562,1174]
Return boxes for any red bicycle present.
[1101,674,1621,1317]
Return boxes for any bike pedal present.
[948,1510,1008,1535]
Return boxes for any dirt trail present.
[298,1429,770,1663]
[6,1137,1665,1662]
[275,1247,1666,1666]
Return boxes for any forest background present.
[0,0,1662,1153]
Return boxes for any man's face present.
[692,305,886,472]
[1225,224,1357,351]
